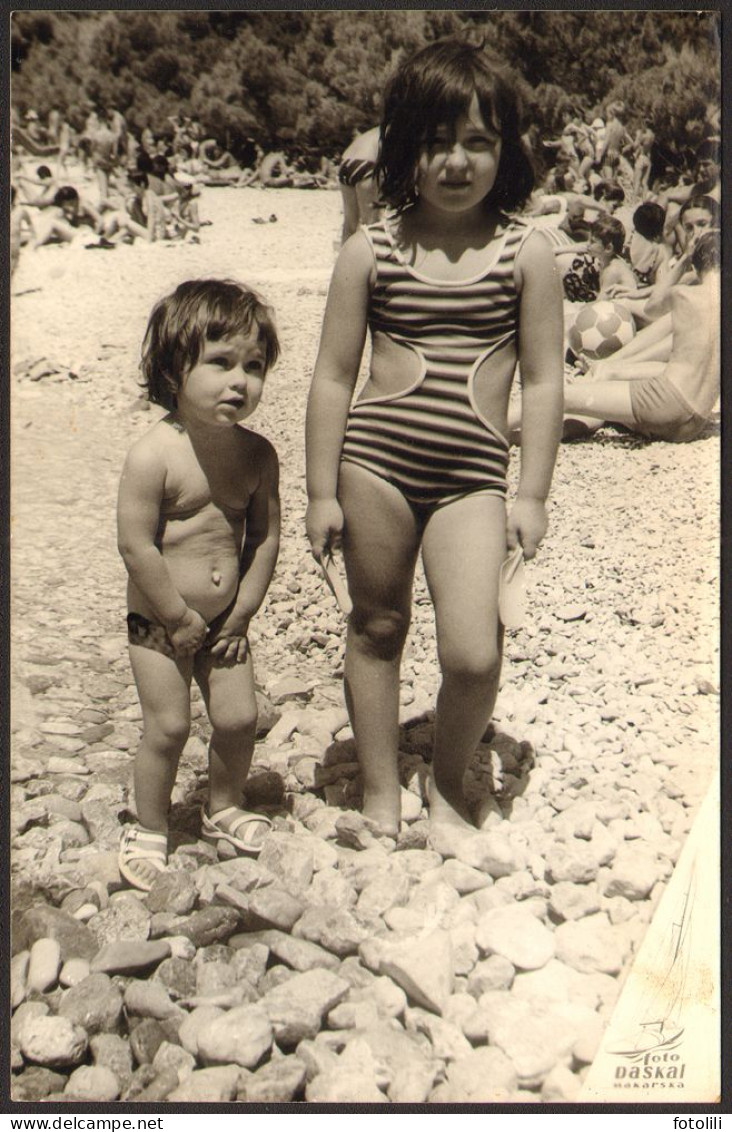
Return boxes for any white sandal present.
[119,825,168,892]
[200,806,272,858]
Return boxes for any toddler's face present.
[178,331,266,427]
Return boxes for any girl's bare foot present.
[361,785,401,838]
[426,777,477,855]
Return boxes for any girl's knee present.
[145,711,190,752]
[350,606,410,660]
[209,700,257,740]
[440,642,502,685]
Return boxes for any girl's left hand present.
[209,633,249,663]
[208,611,251,663]
[507,498,548,561]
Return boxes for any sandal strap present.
[120,826,168,861]
[205,807,271,837]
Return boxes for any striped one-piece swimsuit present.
[340,217,531,510]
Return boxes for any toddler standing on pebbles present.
[117,279,280,891]
[306,38,564,848]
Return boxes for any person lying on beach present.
[117,279,281,890]
[561,231,719,443]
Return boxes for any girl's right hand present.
[168,607,208,655]
[306,498,344,560]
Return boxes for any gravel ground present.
[9,181,719,1104]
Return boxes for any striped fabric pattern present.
[341,219,529,507]
[338,158,376,187]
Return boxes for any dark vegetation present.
[11,9,720,170]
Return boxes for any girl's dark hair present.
[129,170,149,188]
[632,201,666,241]
[141,279,280,411]
[376,37,535,214]
[590,214,626,256]
[691,229,720,275]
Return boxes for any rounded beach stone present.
[59,958,91,988]
[57,973,123,1035]
[20,1016,88,1068]
[196,1005,273,1069]
[65,1065,120,1102]
[27,938,62,993]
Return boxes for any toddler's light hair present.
[141,279,280,411]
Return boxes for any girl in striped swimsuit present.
[306,39,564,842]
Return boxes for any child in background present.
[601,202,672,326]
[586,214,637,297]
[306,38,563,843]
[117,280,280,889]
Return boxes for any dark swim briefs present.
[127,612,178,658]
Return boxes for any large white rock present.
[197,1005,273,1068]
[603,846,661,900]
[554,912,629,975]
[65,1065,120,1102]
[475,905,555,970]
[260,969,350,1046]
[378,929,454,1015]
[443,1047,518,1101]
[167,1066,242,1102]
[20,1016,88,1068]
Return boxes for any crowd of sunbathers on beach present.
[11,88,720,451]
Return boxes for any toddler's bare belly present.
[129,530,242,625]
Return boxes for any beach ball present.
[568,300,636,360]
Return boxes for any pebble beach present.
[9,184,720,1104]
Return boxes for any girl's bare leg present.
[129,646,193,872]
[421,493,506,829]
[195,651,258,816]
[339,463,422,836]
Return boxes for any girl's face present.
[177,331,266,427]
[416,94,502,216]
[681,207,714,252]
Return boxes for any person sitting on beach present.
[117,279,281,890]
[555,206,630,304]
[15,164,59,208]
[562,231,719,444]
[32,185,103,248]
[256,151,296,188]
[597,202,673,327]
[338,126,382,244]
[168,174,202,241]
[199,139,244,184]
[101,170,165,244]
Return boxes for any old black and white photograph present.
[8,7,722,1110]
